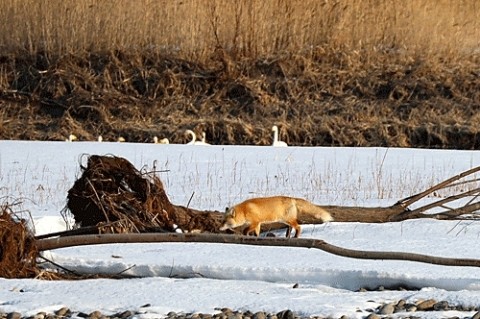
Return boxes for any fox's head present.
[219,207,238,231]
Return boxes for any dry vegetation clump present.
[0,205,38,278]
[66,155,178,233]
[1,0,480,148]
[65,155,224,234]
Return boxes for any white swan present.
[65,134,77,142]
[185,130,210,145]
[97,136,103,142]
[153,136,170,144]
[272,125,288,147]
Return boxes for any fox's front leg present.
[244,223,261,236]
[244,224,257,236]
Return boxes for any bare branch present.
[36,233,480,268]
[397,165,480,208]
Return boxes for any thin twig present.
[37,254,79,276]
[404,188,480,217]
[86,178,110,223]
[186,192,195,209]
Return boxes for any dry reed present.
[1,0,479,58]
[1,1,480,148]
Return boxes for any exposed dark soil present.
[1,49,480,149]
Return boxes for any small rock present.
[6,312,22,319]
[365,314,380,319]
[55,307,70,317]
[378,303,395,315]
[405,304,417,312]
[394,305,405,313]
[117,310,134,318]
[33,312,46,319]
[416,299,436,311]
[253,312,266,319]
[276,310,294,319]
[434,301,450,311]
[396,299,406,308]
[471,311,480,319]
[219,308,233,315]
[88,310,103,319]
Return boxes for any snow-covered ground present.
[1,140,480,318]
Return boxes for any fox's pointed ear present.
[231,208,236,217]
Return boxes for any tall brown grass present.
[1,0,479,59]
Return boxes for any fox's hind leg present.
[285,204,300,238]
[285,226,293,238]
[288,220,301,238]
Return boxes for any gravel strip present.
[1,300,480,319]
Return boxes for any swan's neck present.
[273,127,279,142]
[188,131,196,143]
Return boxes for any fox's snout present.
[219,214,236,231]
[219,223,230,231]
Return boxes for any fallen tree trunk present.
[58,155,480,240]
[36,233,480,268]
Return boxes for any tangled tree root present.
[65,154,225,235]
[66,155,178,233]
[0,205,38,278]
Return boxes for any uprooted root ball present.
[66,155,177,233]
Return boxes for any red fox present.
[219,196,333,238]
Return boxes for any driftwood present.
[36,233,480,268]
